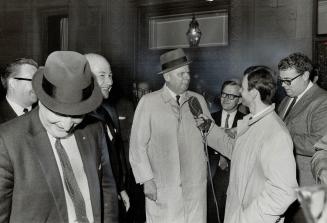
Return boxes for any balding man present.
[0,58,38,123]
[85,53,130,219]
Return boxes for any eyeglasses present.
[221,92,241,100]
[278,73,302,86]
[13,77,32,82]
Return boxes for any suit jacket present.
[277,84,327,186]
[90,102,128,192]
[208,109,245,176]
[0,108,118,223]
[0,99,17,124]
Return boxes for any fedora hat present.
[33,51,103,116]
[158,48,191,74]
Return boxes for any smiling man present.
[277,52,327,223]
[85,53,130,221]
[0,51,118,223]
[0,58,38,123]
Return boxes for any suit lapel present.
[285,85,319,122]
[74,129,101,221]
[215,110,222,126]
[27,109,68,222]
[232,111,243,128]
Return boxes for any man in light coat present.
[129,48,211,223]
[204,66,298,223]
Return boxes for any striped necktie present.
[55,139,89,223]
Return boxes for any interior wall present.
[135,0,313,99]
[0,0,312,99]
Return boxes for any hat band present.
[42,76,94,102]
[162,56,188,71]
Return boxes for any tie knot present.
[23,108,28,114]
[176,95,180,106]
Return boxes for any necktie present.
[283,97,297,120]
[176,95,180,106]
[23,108,28,114]
[55,139,89,223]
[225,113,230,129]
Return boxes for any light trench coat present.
[129,86,211,223]
[208,105,298,223]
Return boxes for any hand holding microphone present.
[188,96,212,133]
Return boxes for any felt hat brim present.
[32,67,103,116]
[158,61,191,75]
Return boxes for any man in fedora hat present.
[0,51,118,223]
[129,48,212,223]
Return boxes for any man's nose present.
[61,117,74,131]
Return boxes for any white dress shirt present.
[47,133,94,223]
[6,96,31,116]
[221,110,237,129]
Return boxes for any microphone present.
[188,96,212,133]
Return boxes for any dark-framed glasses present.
[221,92,241,100]
[278,73,302,86]
[13,77,32,82]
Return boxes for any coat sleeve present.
[206,124,235,159]
[311,134,327,182]
[231,131,298,223]
[292,99,327,156]
[196,95,235,159]
[0,135,13,223]
[129,96,153,184]
[100,125,119,223]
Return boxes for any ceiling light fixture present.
[186,15,202,47]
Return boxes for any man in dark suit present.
[277,52,327,223]
[207,79,245,223]
[0,51,118,223]
[0,58,38,123]
[85,53,130,219]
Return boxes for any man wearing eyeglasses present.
[0,58,38,123]
[277,52,327,223]
[207,79,245,223]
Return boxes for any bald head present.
[85,53,113,99]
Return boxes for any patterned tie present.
[225,113,230,129]
[176,95,180,106]
[55,139,89,223]
[283,97,297,121]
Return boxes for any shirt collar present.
[165,84,185,99]
[296,81,313,101]
[6,96,31,116]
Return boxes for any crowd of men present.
[0,49,327,223]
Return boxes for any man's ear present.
[250,88,259,101]
[8,78,15,89]
[237,97,242,105]
[163,72,170,82]
[302,71,310,81]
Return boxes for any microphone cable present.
[202,131,221,223]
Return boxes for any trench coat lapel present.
[27,109,68,222]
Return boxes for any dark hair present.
[278,52,313,75]
[221,79,241,93]
[246,66,276,105]
[1,58,38,89]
